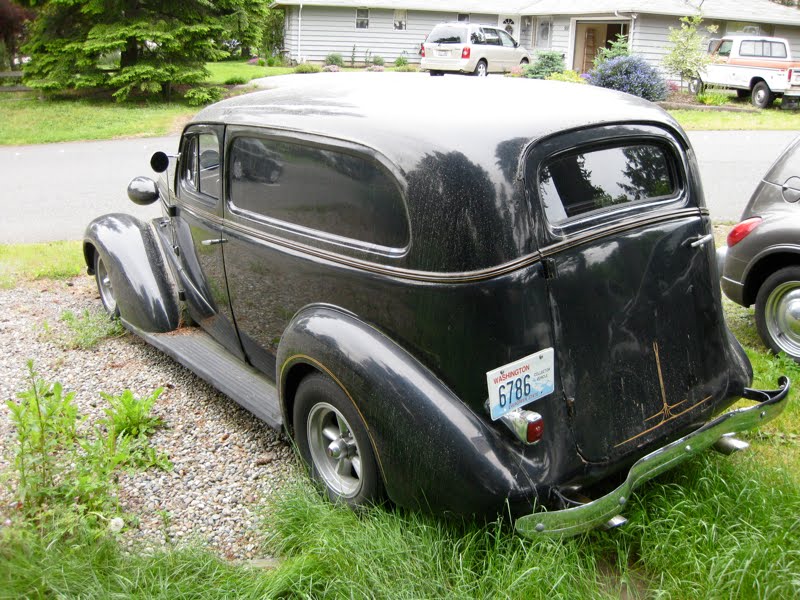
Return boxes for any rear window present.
[740,40,787,58]
[428,25,467,44]
[538,144,678,225]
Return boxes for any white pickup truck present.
[689,36,800,108]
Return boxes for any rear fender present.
[277,305,545,516]
[84,213,179,333]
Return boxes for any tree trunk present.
[121,37,138,68]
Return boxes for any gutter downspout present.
[298,4,303,63]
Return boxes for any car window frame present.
[524,125,689,242]
[178,124,223,212]
[223,126,412,258]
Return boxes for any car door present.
[175,125,245,360]
[498,29,520,70]
[481,27,503,72]
[526,125,731,462]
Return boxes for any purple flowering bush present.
[588,55,667,102]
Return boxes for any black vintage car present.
[85,74,789,537]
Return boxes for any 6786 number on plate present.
[486,348,554,421]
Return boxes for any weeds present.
[4,363,169,532]
[60,308,125,349]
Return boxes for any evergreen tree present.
[19,0,262,100]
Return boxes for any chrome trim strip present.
[180,204,709,284]
[515,377,790,538]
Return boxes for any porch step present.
[127,323,282,428]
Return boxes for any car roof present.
[193,73,685,176]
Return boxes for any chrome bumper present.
[516,377,790,538]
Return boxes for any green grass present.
[0,241,84,287]
[203,60,293,84]
[58,308,125,350]
[0,92,193,145]
[669,107,800,130]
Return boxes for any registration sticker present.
[486,349,554,421]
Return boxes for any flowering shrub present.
[506,66,524,78]
[588,55,667,101]
[366,65,384,72]
[322,65,340,72]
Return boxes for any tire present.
[751,81,774,109]
[688,77,704,95]
[293,372,383,507]
[473,60,488,77]
[520,58,529,66]
[755,266,800,361]
[94,251,120,318]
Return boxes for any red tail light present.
[420,44,425,57]
[790,69,794,81]
[727,217,762,247]
[461,47,471,59]
[526,415,544,444]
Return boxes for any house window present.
[725,21,774,36]
[356,8,369,29]
[394,10,407,31]
[535,17,552,49]
[458,14,470,23]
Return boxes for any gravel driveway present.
[0,276,295,560]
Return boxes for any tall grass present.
[0,241,84,287]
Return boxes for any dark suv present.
[85,73,789,537]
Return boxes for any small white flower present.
[108,517,125,533]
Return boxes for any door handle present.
[688,233,714,248]
[201,238,227,246]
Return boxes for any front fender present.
[84,213,179,333]
[277,305,546,517]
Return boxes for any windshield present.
[428,25,466,44]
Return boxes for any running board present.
[124,322,282,429]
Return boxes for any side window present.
[228,137,409,248]
[538,144,678,226]
[740,40,756,56]
[470,28,485,45]
[498,30,516,48]
[718,40,733,57]
[771,42,788,58]
[483,28,501,46]
[181,131,220,201]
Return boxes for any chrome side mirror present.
[127,176,160,205]
[150,151,170,173]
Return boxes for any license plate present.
[436,50,449,57]
[486,349,554,421]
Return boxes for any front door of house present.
[498,15,520,42]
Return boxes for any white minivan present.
[421,22,530,76]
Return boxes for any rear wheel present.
[520,58,529,66]
[94,252,119,318]
[752,81,774,108]
[473,60,488,77]
[293,372,383,507]
[755,266,800,361]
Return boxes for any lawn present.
[1,241,799,598]
[203,60,293,84]
[669,107,800,131]
[0,92,193,145]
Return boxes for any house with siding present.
[272,0,800,73]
